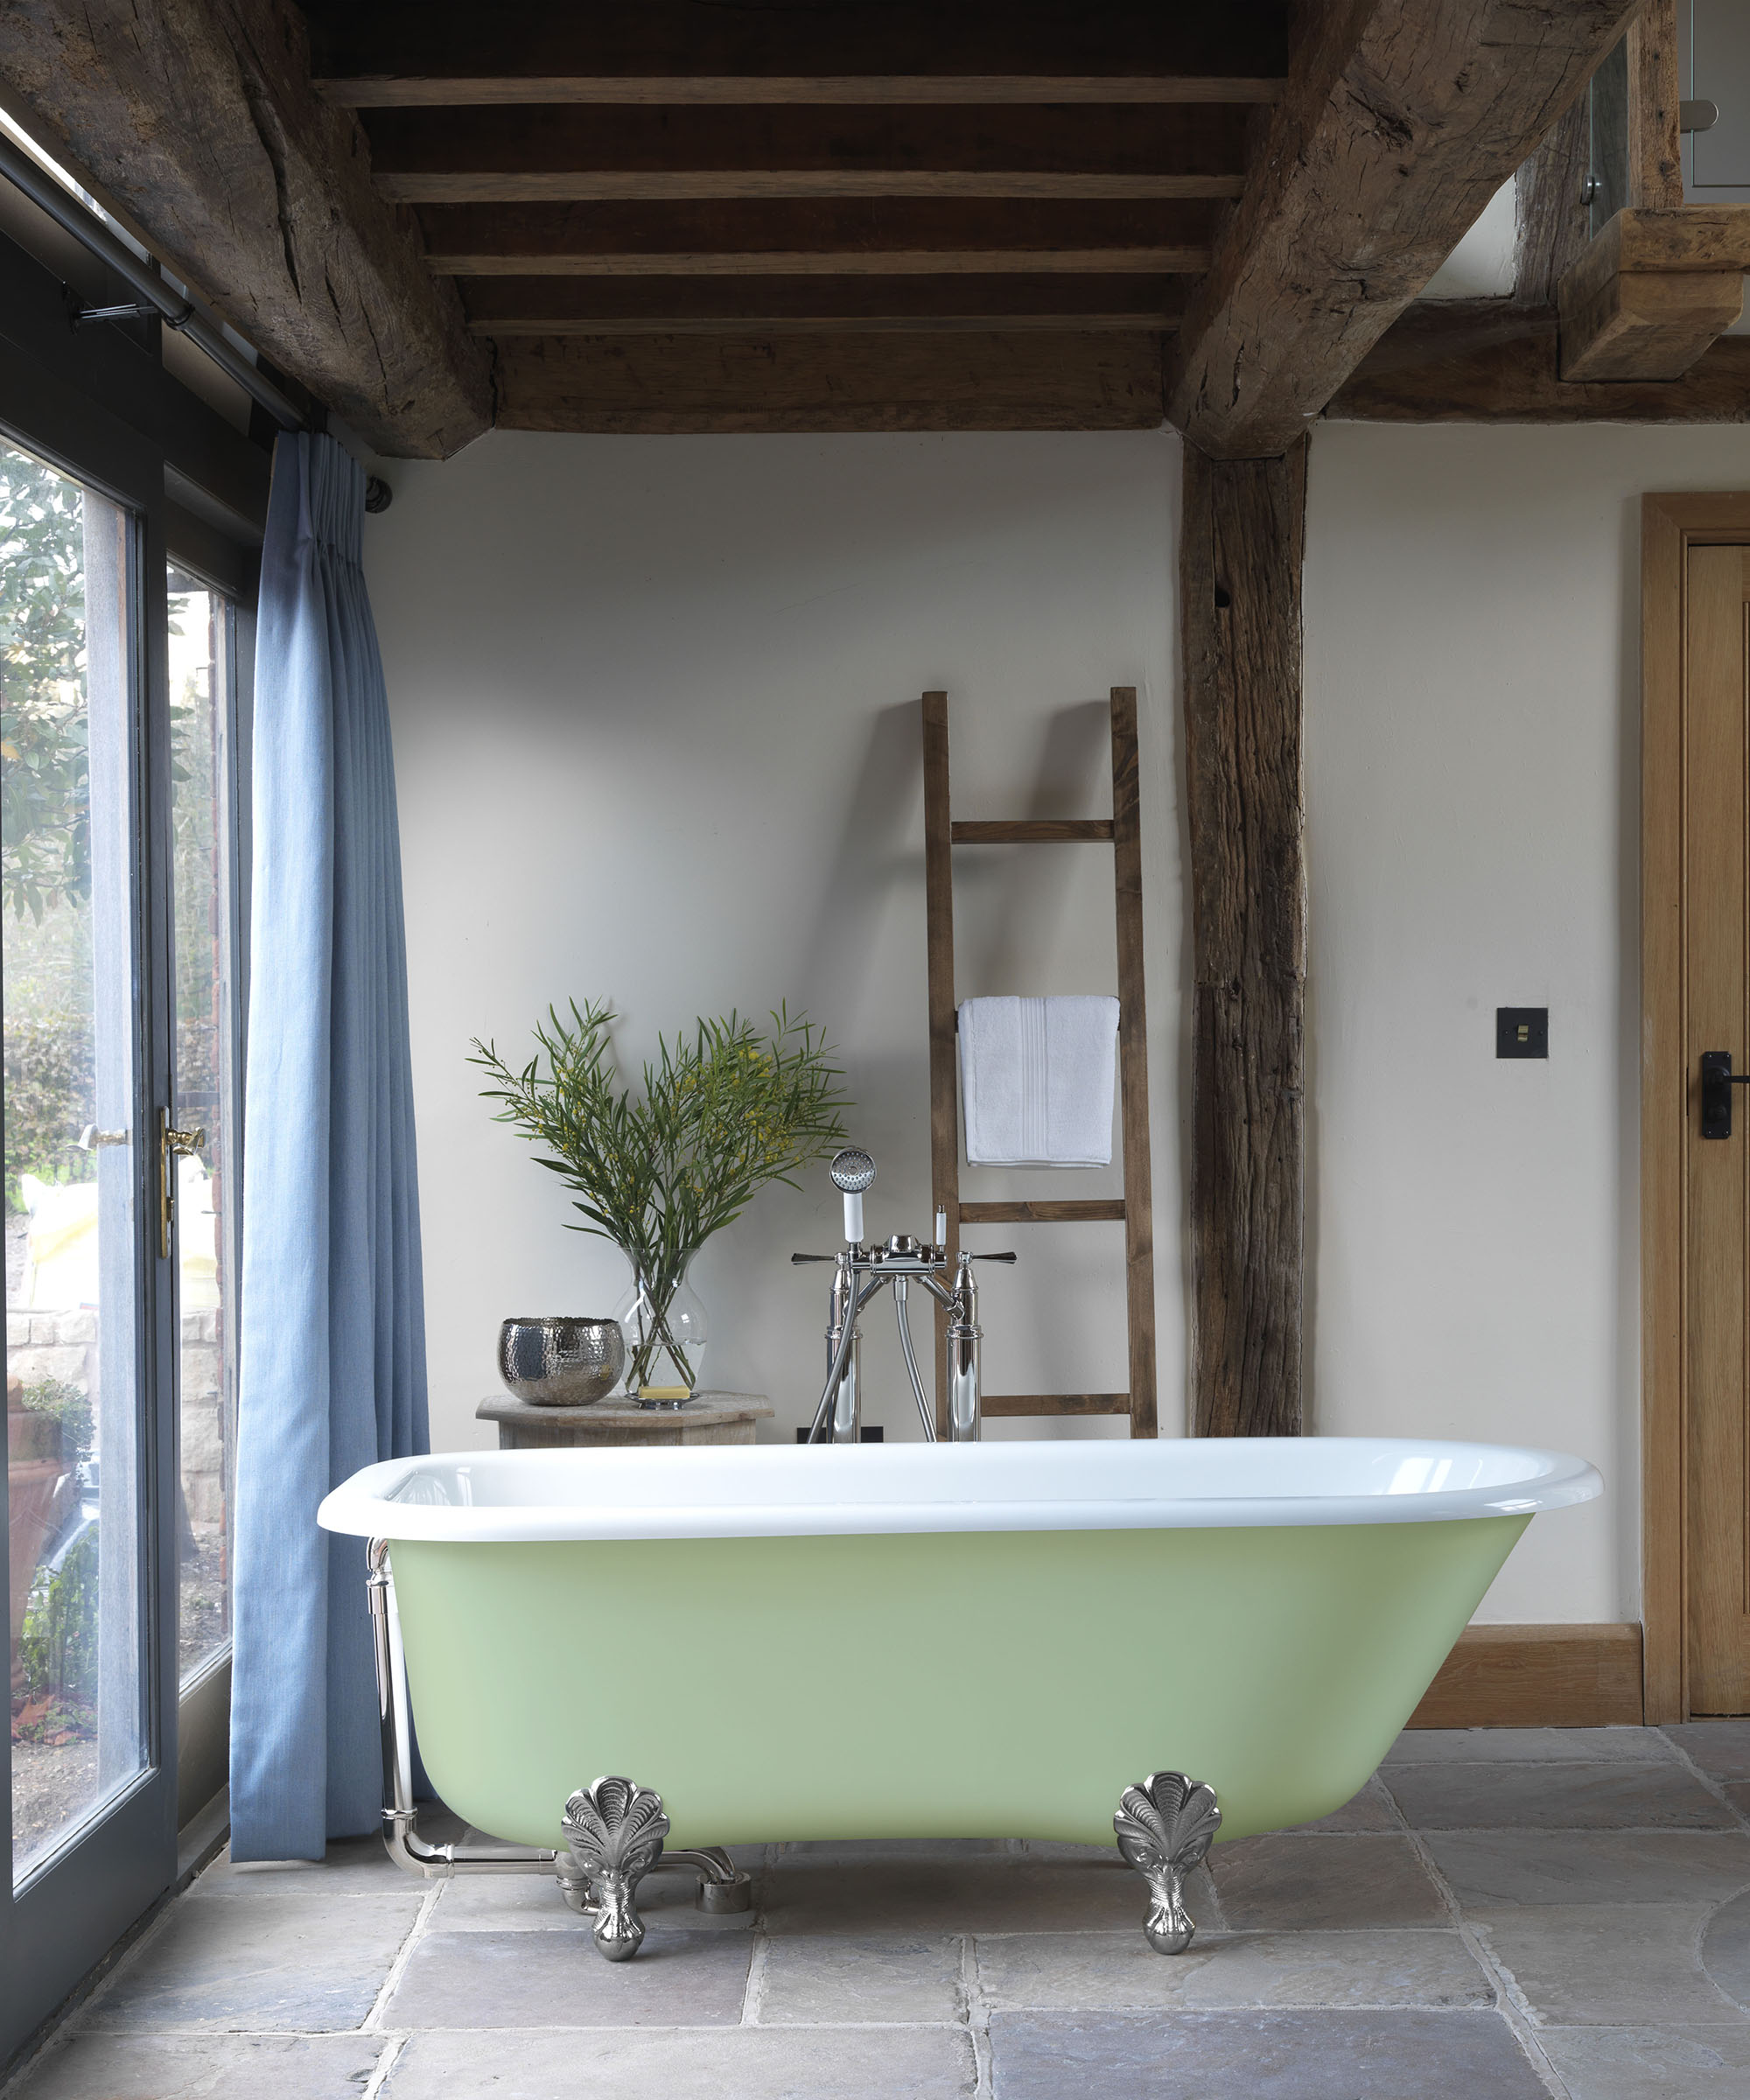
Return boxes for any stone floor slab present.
[976,1928,1491,2011]
[757,1934,963,2023]
[1661,1723,1750,1784]
[1425,1831,1750,1908]
[6,2034,388,2100]
[87,1889,424,2033]
[1284,1775,1400,1834]
[1383,1761,1734,1831]
[1538,2023,1750,2099]
[1209,1835,1446,1929]
[986,2008,1548,2098]
[383,1926,750,2028]
[1386,1729,1680,1767]
[1475,1904,1749,2026]
[190,1836,408,1897]
[384,2024,978,2099]
[1701,1887,1750,2010]
[759,1858,1174,1936]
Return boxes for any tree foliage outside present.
[4,1013,94,1210]
[0,446,89,926]
[0,457,222,1213]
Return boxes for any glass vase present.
[614,1264,708,1407]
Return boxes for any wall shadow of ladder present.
[921,689,1157,1439]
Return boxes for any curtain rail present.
[0,129,306,434]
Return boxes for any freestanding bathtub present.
[318,1436,1600,1956]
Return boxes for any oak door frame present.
[1642,491,1750,1724]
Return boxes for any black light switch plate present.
[1496,1007,1549,1059]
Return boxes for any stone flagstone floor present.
[5,1722,1750,2099]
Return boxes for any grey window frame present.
[0,199,266,2067]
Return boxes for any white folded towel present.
[958,996,1120,1167]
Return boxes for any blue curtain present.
[229,432,429,1859]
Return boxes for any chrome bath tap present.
[793,1150,1014,1443]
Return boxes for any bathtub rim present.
[318,1435,1602,1544]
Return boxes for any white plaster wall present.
[364,431,1184,1455]
[367,416,1750,1628]
[1305,419,1750,1623]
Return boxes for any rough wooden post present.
[1627,0,1685,212]
[1181,440,1307,1438]
[1514,99,1592,305]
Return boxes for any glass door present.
[4,424,178,2052]
[166,564,242,1693]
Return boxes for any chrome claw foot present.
[1115,1771,1221,1956]
[563,1776,669,1961]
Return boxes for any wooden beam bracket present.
[1558,206,1750,382]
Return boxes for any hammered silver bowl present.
[497,1317,626,1406]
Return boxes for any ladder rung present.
[981,1393,1131,1417]
[959,1200,1125,1224]
[950,819,1115,844]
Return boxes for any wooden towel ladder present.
[920,689,1156,1438]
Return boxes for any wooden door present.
[1684,542,1750,1714]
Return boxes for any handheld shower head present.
[830,1148,875,1242]
[830,1149,876,1194]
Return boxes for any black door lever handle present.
[1700,1051,1750,1138]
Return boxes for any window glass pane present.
[166,565,237,1684]
[4,440,144,1882]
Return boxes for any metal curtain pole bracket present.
[70,298,181,328]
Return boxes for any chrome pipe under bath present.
[365,1539,752,1916]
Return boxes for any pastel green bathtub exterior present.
[388,1510,1528,1852]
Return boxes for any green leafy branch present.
[470,1001,850,1388]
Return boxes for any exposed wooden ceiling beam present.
[322,75,1285,110]
[1168,0,1642,458]
[364,102,1251,204]
[459,273,1188,336]
[1327,297,1750,423]
[394,175,1245,204]
[493,330,1166,432]
[304,3,1286,107]
[419,200,1216,276]
[0,0,490,458]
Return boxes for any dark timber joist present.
[366,104,1254,203]
[1181,444,1308,1438]
[459,274,1189,337]
[305,4,1287,107]
[493,332,1166,433]
[0,0,489,458]
[1168,0,1641,458]
[418,200,1219,276]
[1328,298,1750,421]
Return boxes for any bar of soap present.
[638,1385,690,1402]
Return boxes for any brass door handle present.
[77,1125,130,1150]
[159,1108,206,1259]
